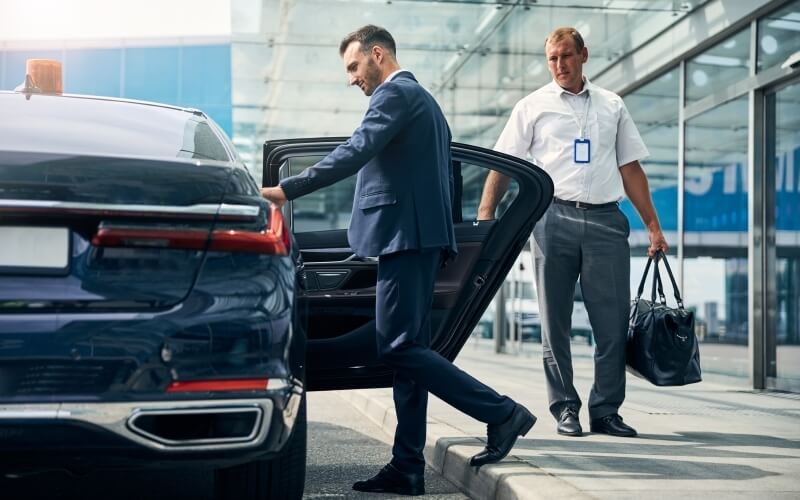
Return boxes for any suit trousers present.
[531,202,630,421]
[376,248,515,474]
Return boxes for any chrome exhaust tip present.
[2,398,276,451]
[127,406,263,447]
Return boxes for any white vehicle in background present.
[476,251,540,341]
[476,251,594,345]
[476,281,541,342]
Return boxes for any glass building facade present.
[617,0,800,391]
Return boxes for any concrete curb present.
[340,390,590,500]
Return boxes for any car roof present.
[0,90,201,114]
[0,91,234,162]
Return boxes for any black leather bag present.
[626,251,701,386]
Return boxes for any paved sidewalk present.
[340,337,800,499]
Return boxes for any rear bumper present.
[0,383,303,473]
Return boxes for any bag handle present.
[634,256,653,301]
[633,251,685,308]
[655,250,685,309]
[652,254,667,305]
[634,253,663,304]
[630,255,657,336]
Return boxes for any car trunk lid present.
[0,151,253,312]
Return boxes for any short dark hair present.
[339,25,397,57]
[545,27,585,52]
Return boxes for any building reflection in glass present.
[684,96,749,378]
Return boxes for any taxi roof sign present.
[15,59,63,95]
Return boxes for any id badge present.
[574,138,591,164]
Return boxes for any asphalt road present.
[304,391,467,500]
[0,391,467,500]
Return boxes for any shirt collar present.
[386,69,407,82]
[550,76,591,96]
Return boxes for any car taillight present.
[208,204,289,255]
[92,205,289,255]
[165,378,269,393]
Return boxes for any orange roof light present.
[16,59,63,95]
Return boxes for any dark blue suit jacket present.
[280,71,458,258]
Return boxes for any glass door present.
[683,97,750,380]
[765,79,800,392]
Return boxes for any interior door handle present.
[306,254,378,266]
[314,270,349,290]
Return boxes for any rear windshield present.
[0,151,233,206]
[0,93,231,162]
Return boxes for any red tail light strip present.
[165,378,269,393]
[92,205,289,255]
[92,228,208,249]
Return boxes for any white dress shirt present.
[494,77,649,204]
[385,69,406,82]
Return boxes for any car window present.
[460,162,518,222]
[286,155,519,233]
[286,155,357,232]
[180,119,231,161]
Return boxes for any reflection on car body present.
[476,251,594,345]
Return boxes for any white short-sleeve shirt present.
[494,77,649,204]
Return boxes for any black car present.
[0,66,552,499]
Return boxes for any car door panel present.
[264,140,553,390]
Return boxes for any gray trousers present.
[531,202,630,421]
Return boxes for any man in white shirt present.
[478,27,668,438]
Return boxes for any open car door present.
[263,138,553,391]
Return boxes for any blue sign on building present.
[621,146,800,233]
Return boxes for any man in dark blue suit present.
[261,25,535,495]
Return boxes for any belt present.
[553,197,618,210]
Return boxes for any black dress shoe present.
[470,403,536,467]
[557,407,582,436]
[352,464,424,496]
[590,414,637,437]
